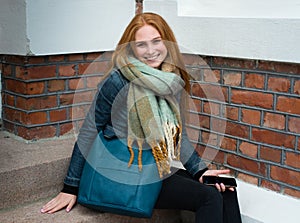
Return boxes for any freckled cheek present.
[133,48,147,59]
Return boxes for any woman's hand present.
[199,169,235,192]
[40,192,77,214]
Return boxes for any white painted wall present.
[0,0,28,55]
[26,0,135,55]
[0,0,299,63]
[237,180,300,223]
[178,0,300,19]
[144,0,300,63]
[0,0,135,55]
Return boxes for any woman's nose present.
[146,43,155,55]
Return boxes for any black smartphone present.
[202,176,237,187]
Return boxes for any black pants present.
[155,169,242,223]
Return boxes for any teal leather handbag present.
[78,132,162,218]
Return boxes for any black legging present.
[155,169,242,223]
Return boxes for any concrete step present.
[0,198,187,223]
[0,130,75,210]
[0,130,194,222]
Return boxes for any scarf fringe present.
[127,122,181,178]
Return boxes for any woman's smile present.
[134,25,168,68]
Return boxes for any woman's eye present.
[153,39,161,44]
[135,42,146,48]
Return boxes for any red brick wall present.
[183,54,300,199]
[1,52,111,139]
[1,52,299,199]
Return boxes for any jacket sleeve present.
[62,70,126,193]
[180,126,208,179]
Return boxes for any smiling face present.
[133,25,168,68]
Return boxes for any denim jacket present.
[63,69,208,191]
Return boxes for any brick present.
[223,71,241,86]
[3,55,26,65]
[3,107,22,123]
[224,121,249,139]
[239,141,258,158]
[69,78,85,90]
[261,180,281,192]
[5,94,15,107]
[60,93,74,106]
[182,54,208,66]
[186,126,200,143]
[21,112,48,125]
[294,79,300,94]
[49,109,67,122]
[203,101,220,116]
[244,73,265,89]
[186,112,201,127]
[220,137,237,151]
[48,79,65,92]
[2,64,12,76]
[270,166,300,188]
[58,65,76,77]
[285,152,300,169]
[224,106,239,121]
[232,89,273,109]
[260,146,281,163]
[212,57,256,69]
[192,83,227,102]
[26,56,45,64]
[60,122,74,135]
[78,61,109,75]
[276,96,300,115]
[196,145,225,164]
[17,125,56,140]
[201,131,218,146]
[258,60,300,74]
[98,51,113,60]
[72,91,95,104]
[186,67,201,79]
[26,82,45,94]
[241,108,261,125]
[69,53,84,61]
[189,98,201,113]
[86,52,104,61]
[5,79,26,94]
[86,76,104,88]
[263,112,285,130]
[198,114,210,129]
[49,55,65,62]
[268,76,290,93]
[211,118,227,135]
[252,128,295,149]
[16,96,57,110]
[15,66,26,79]
[284,188,300,199]
[288,116,300,134]
[203,69,221,83]
[237,173,258,185]
[70,104,90,120]
[227,154,266,176]
[27,65,56,79]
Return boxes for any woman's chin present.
[145,60,162,68]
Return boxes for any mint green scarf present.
[117,57,185,177]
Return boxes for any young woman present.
[41,12,242,223]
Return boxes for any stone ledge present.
[0,198,184,223]
[0,131,75,209]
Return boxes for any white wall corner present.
[144,0,300,64]
[237,180,300,223]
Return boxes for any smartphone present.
[202,176,237,187]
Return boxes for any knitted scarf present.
[117,57,185,178]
